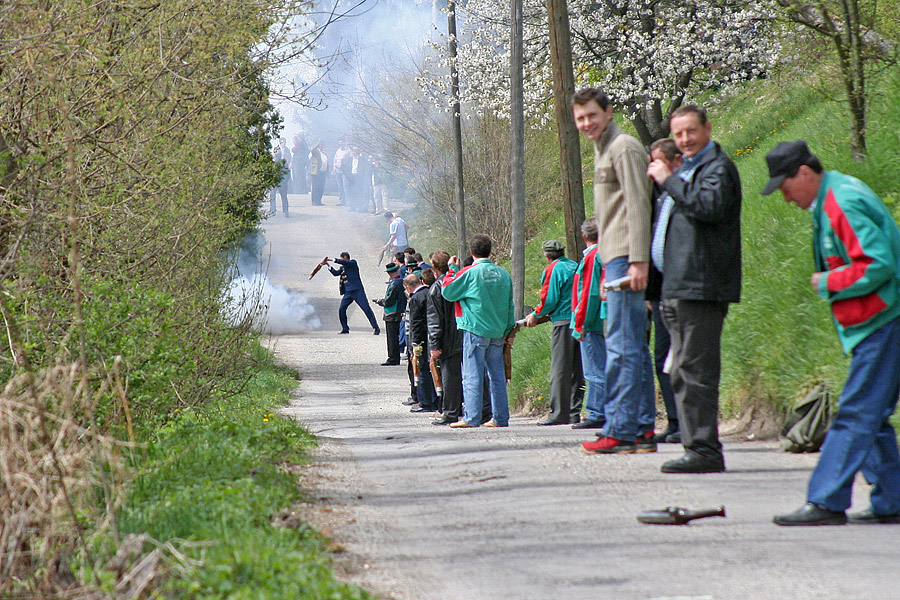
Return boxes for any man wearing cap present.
[763,140,900,526]
[374,262,406,366]
[572,87,656,454]
[525,240,584,425]
[646,104,742,473]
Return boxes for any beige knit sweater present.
[591,121,652,264]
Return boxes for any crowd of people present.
[316,86,900,527]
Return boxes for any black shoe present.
[636,431,658,454]
[573,419,605,430]
[432,416,458,426]
[338,330,349,334]
[774,502,847,526]
[661,454,725,474]
[653,428,680,443]
[569,415,581,424]
[847,508,900,524]
[410,405,437,413]
[665,431,682,444]
[537,418,567,426]
[380,360,401,366]
[402,397,418,406]
[373,328,381,335]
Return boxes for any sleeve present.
[820,195,899,300]
[328,266,341,277]
[440,265,473,302]
[532,262,559,318]
[663,159,741,224]
[614,141,652,262]
[426,287,444,351]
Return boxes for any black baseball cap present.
[762,140,814,196]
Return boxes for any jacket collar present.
[595,121,622,153]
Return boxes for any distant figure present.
[371,159,388,213]
[308,140,328,206]
[333,140,351,206]
[291,133,309,194]
[269,138,291,217]
[382,212,409,255]
[765,141,900,527]
[323,252,380,335]
[344,146,372,213]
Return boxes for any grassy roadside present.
[115,349,371,599]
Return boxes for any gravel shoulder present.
[263,196,900,600]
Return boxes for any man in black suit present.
[325,252,381,335]
[404,273,438,412]
[374,262,406,365]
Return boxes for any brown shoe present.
[450,421,475,428]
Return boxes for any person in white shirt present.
[382,212,409,254]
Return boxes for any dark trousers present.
[660,299,729,461]
[548,322,584,423]
[338,290,379,332]
[440,352,463,419]
[385,320,401,363]
[415,350,438,409]
[310,173,326,205]
[650,301,678,431]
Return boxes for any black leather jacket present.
[660,142,742,303]
[426,273,463,358]
[407,286,430,349]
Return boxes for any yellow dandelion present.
[263,418,269,422]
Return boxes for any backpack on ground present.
[780,382,833,453]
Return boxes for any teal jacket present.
[570,244,607,340]
[532,257,577,323]
[812,170,900,353]
[441,258,516,339]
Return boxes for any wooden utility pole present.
[546,0,585,258]
[448,0,467,257]
[509,0,526,318]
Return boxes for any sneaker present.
[581,437,636,454]
[636,430,658,453]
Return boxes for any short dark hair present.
[431,251,450,273]
[404,247,416,255]
[788,155,824,177]
[413,252,424,263]
[340,252,350,259]
[572,88,610,110]
[383,211,394,219]
[650,138,681,162]
[545,248,565,260]
[393,252,405,263]
[580,217,599,243]
[670,104,707,125]
[469,234,492,258]
[420,268,436,286]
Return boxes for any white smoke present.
[224,231,321,334]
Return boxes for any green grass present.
[116,352,370,599]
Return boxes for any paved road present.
[263,196,900,600]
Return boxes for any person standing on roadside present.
[647,105,741,474]
[763,141,900,526]
[382,212,410,255]
[570,218,608,431]
[427,251,465,426]
[572,88,656,455]
[442,234,516,428]
[405,273,439,413]
[333,139,351,206]
[308,140,328,206]
[374,262,406,366]
[525,240,583,426]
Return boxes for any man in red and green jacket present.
[524,240,583,426]
[764,140,900,527]
[570,218,608,430]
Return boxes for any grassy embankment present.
[510,66,900,421]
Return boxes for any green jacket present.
[532,257,577,323]
[570,244,607,340]
[812,170,900,353]
[441,258,516,339]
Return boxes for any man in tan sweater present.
[572,88,657,455]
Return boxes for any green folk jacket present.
[532,257,577,323]
[812,170,900,353]
[570,244,607,340]
[441,258,516,339]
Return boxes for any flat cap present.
[542,239,565,253]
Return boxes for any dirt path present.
[263,195,900,600]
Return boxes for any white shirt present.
[390,217,408,248]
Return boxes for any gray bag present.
[780,383,833,453]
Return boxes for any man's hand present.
[647,159,672,185]
[524,313,538,328]
[449,255,460,268]
[430,349,442,360]
[321,256,330,265]
[599,277,607,301]
[628,261,649,290]
[811,272,824,289]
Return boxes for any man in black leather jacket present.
[647,105,741,474]
[426,251,464,425]
[405,273,438,413]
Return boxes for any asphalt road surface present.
[263,194,900,600]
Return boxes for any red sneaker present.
[581,436,637,454]
[636,430,658,453]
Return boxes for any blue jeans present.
[808,317,900,513]
[602,257,655,440]
[461,331,509,426]
[580,331,607,422]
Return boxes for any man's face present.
[778,166,818,210]
[573,100,614,142]
[650,148,683,172]
[670,113,712,158]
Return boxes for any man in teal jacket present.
[443,234,516,428]
[525,240,583,425]
[763,140,900,526]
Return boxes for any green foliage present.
[117,361,370,599]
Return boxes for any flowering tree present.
[434,0,782,145]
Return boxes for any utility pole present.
[448,0,467,258]
[509,0,526,318]
[546,0,585,258]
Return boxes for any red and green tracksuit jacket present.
[812,170,900,353]
[442,258,516,339]
[532,257,578,323]
[570,244,607,341]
